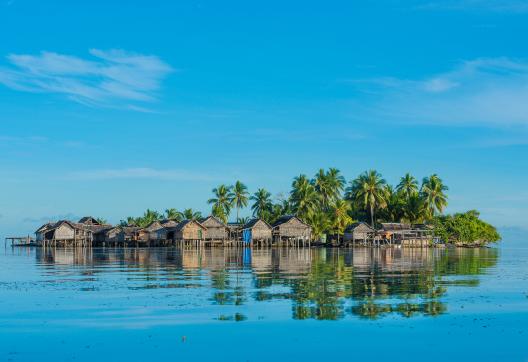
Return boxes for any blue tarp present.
[242,229,252,244]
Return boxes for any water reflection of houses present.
[33,246,498,321]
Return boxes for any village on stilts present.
[12,215,438,249]
[7,169,500,249]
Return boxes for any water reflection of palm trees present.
[35,246,498,320]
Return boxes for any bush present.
[433,210,501,245]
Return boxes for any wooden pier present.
[5,236,35,247]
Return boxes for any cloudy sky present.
[1,0,527,234]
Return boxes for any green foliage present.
[208,184,233,223]
[432,210,501,245]
[250,188,273,221]
[114,169,500,246]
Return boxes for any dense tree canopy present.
[116,168,498,245]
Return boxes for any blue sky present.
[1,0,528,234]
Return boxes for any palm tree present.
[208,184,233,221]
[95,217,107,225]
[229,181,249,222]
[421,174,448,219]
[124,216,139,226]
[181,208,202,220]
[326,167,346,205]
[164,208,182,221]
[329,199,353,243]
[290,174,318,221]
[237,216,250,225]
[346,170,387,227]
[250,188,273,220]
[306,210,331,241]
[382,185,405,222]
[212,204,228,223]
[397,173,419,200]
[141,209,162,227]
[403,194,426,224]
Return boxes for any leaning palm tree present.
[229,181,249,222]
[208,184,233,221]
[421,174,448,219]
[250,188,273,220]
[346,170,387,227]
[397,173,419,200]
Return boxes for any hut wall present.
[276,219,311,239]
[344,224,374,242]
[204,227,226,240]
[176,224,205,240]
[251,223,272,240]
[54,224,75,240]
[36,231,46,242]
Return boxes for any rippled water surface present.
[1,236,527,361]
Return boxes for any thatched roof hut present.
[242,218,272,243]
[35,220,92,244]
[165,220,207,241]
[78,216,101,225]
[344,222,375,243]
[272,215,311,241]
[200,216,228,240]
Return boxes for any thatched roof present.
[381,223,411,231]
[272,215,310,228]
[78,216,101,225]
[200,215,227,228]
[345,222,375,232]
[243,218,272,230]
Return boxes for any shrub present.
[433,210,501,245]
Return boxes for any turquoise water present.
[1,236,527,361]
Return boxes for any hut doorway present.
[167,231,175,241]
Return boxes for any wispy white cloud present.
[347,57,528,127]
[65,168,215,182]
[0,49,173,109]
[417,0,528,13]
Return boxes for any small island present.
[12,169,500,248]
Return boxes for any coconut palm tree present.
[208,184,233,221]
[212,204,228,223]
[164,208,182,221]
[421,174,448,219]
[95,217,107,225]
[141,209,162,227]
[229,181,249,222]
[290,174,318,221]
[306,210,331,241]
[329,199,353,243]
[397,173,419,200]
[181,208,202,220]
[346,170,387,227]
[237,216,250,225]
[250,188,273,220]
[403,194,426,224]
[382,185,406,222]
[326,167,346,204]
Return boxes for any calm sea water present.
[1,235,527,362]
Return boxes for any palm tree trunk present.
[236,207,239,223]
[370,204,375,227]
